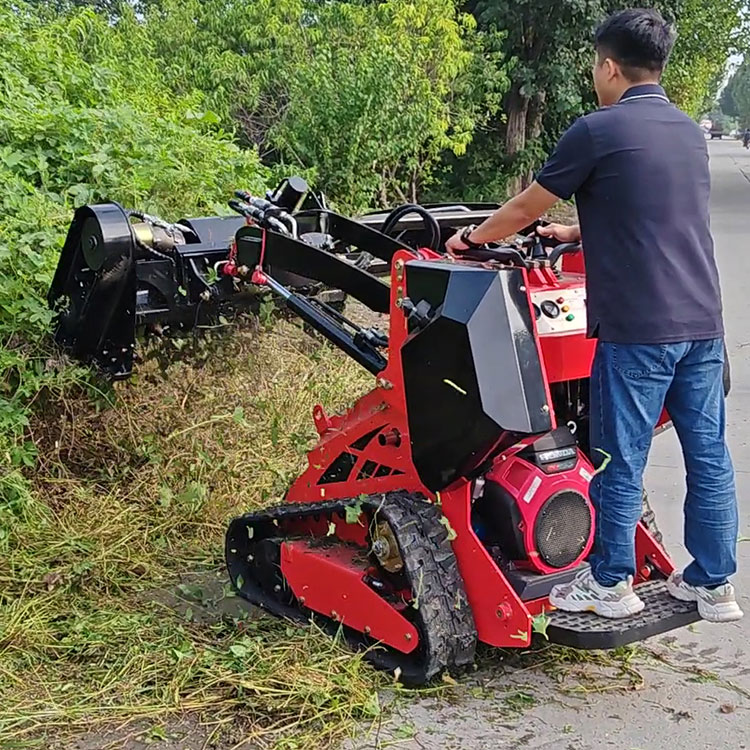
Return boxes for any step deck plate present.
[547,579,699,649]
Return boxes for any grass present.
[0,309,664,748]
[0,318,384,749]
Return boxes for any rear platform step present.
[547,580,699,649]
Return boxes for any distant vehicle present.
[710,124,724,140]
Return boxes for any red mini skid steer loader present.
[49,178,708,684]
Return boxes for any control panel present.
[531,282,587,336]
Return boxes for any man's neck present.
[619,79,663,98]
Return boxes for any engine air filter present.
[534,490,593,569]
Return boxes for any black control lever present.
[547,242,582,267]
[529,233,547,261]
[459,246,529,268]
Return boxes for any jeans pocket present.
[611,343,669,379]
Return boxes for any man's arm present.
[445,116,594,253]
[446,182,559,253]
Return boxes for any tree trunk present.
[523,90,547,189]
[410,165,419,204]
[527,90,546,141]
[378,169,389,208]
[505,84,529,195]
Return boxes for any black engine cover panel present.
[401,260,551,491]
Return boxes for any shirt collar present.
[618,84,669,103]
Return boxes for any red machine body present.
[227,244,686,669]
[48,181,700,683]
[225,224,700,685]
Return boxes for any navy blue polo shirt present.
[536,83,724,344]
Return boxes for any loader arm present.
[235,226,393,313]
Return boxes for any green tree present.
[661,0,746,118]
[455,0,745,198]
[465,0,609,193]
[270,0,486,208]
[722,58,750,127]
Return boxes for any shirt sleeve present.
[535,117,595,200]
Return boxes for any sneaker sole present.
[666,579,744,623]
[548,591,645,620]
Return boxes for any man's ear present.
[602,57,619,81]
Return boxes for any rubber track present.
[381,492,476,678]
[225,491,477,683]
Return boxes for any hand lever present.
[459,246,529,268]
[529,233,547,261]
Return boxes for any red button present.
[556,297,565,304]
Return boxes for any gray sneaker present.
[549,568,645,619]
[667,572,744,623]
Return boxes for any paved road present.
[355,138,750,750]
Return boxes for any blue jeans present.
[588,338,737,588]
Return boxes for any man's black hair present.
[595,8,676,81]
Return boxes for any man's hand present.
[442,183,560,255]
[537,223,581,243]
[445,230,471,256]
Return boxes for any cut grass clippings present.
[0,319,384,749]
[475,640,648,696]
[1,310,668,747]
[0,601,382,746]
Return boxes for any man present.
[446,8,742,622]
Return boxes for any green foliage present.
[472,0,606,117]
[722,58,750,127]
[661,0,747,117]
[456,0,612,193]
[0,1,269,470]
[143,0,489,211]
[143,0,269,129]
[270,0,481,209]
